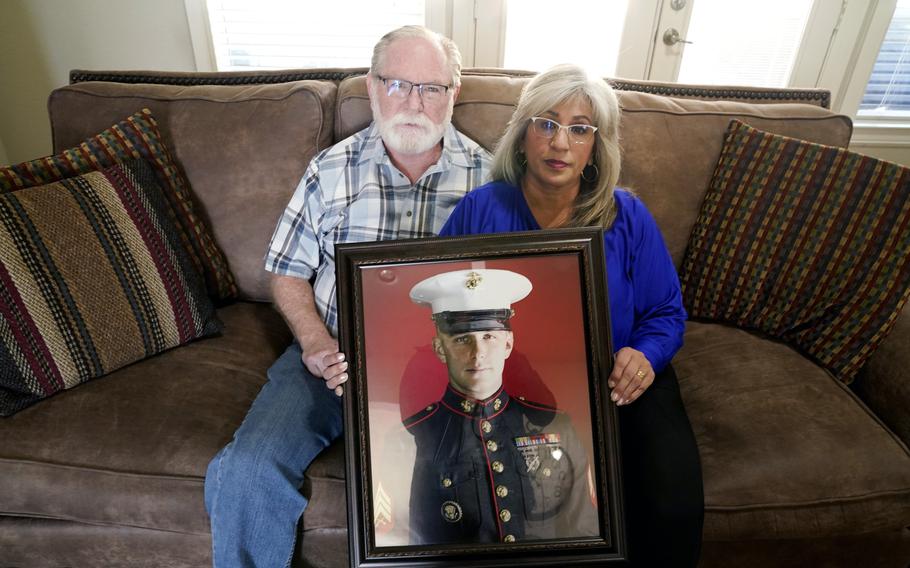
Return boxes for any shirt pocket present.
[409,460,484,544]
[516,444,575,522]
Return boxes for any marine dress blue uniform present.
[404,384,598,545]
[403,267,599,545]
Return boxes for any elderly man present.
[203,26,491,567]
[404,269,599,545]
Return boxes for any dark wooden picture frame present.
[336,228,625,567]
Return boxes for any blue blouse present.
[440,181,686,372]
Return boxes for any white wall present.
[0,0,196,164]
[850,143,909,165]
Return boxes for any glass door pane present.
[676,0,814,87]
[502,0,630,76]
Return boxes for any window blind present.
[675,0,814,88]
[859,1,910,115]
[205,0,425,70]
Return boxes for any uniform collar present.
[441,384,510,419]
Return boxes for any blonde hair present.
[491,64,622,228]
[371,25,463,87]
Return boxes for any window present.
[501,0,630,77]
[858,0,910,116]
[202,0,425,70]
[675,0,814,87]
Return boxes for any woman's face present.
[520,96,596,196]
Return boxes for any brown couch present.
[1,68,909,567]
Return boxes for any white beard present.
[371,97,454,155]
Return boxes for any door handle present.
[662,28,693,46]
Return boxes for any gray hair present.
[491,64,622,228]
[370,25,463,87]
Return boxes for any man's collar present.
[441,123,476,168]
[355,122,386,165]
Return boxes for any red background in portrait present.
[359,253,595,463]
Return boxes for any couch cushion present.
[335,74,853,267]
[675,321,910,541]
[47,81,338,301]
[680,120,910,382]
[0,517,212,568]
[1,109,236,302]
[0,159,221,416]
[301,440,346,531]
[0,302,291,534]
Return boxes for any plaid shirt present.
[265,122,491,337]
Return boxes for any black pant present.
[618,364,704,567]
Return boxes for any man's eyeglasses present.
[377,76,451,103]
[529,117,598,144]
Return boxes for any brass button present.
[503,534,516,543]
[496,485,508,498]
[492,461,504,473]
[441,501,462,522]
[481,420,492,433]
[486,440,498,452]
[499,509,511,522]
[542,467,552,477]
[441,478,452,488]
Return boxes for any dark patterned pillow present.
[0,158,222,416]
[680,120,910,382]
[0,108,236,301]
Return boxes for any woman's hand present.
[608,347,654,406]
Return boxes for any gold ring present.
[635,369,646,379]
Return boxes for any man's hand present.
[302,346,349,397]
[271,274,349,396]
[608,347,654,406]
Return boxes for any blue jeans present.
[204,343,343,567]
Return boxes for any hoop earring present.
[581,163,599,183]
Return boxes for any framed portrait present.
[336,227,625,567]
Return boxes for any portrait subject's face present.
[367,36,457,155]
[433,330,513,400]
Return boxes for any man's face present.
[433,330,513,400]
[367,36,458,155]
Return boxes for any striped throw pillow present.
[0,159,222,416]
[680,120,910,382]
[0,108,237,301]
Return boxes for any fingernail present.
[618,398,626,406]
[608,381,615,388]
[611,392,618,402]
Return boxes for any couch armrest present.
[855,303,910,446]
